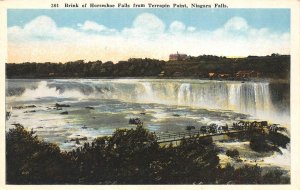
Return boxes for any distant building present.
[169,52,188,61]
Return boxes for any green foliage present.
[217,164,235,184]
[6,125,75,184]
[268,132,290,148]
[248,130,290,153]
[230,127,290,153]
[226,149,239,158]
[6,124,289,184]
[250,133,271,152]
[217,164,290,184]
[260,169,289,184]
[156,137,220,184]
[6,55,289,79]
[6,59,165,78]
[233,165,262,184]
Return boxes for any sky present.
[7,9,290,63]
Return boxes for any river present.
[6,78,290,150]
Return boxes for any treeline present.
[6,125,290,184]
[165,54,290,79]
[6,55,290,79]
[6,59,165,78]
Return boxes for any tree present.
[226,149,239,158]
[6,125,75,184]
[6,124,290,184]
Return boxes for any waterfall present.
[228,83,241,110]
[8,79,278,119]
[140,82,155,102]
[225,83,275,116]
[178,83,192,106]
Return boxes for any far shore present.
[6,76,290,84]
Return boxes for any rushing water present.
[6,79,289,150]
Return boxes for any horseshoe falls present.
[6,79,288,121]
[140,81,288,122]
[6,79,289,150]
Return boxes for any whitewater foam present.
[7,79,289,124]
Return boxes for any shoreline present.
[6,76,290,84]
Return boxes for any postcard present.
[1,0,300,189]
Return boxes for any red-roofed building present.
[169,52,188,61]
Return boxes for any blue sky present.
[8,9,290,32]
[7,9,290,63]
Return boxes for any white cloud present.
[78,20,117,34]
[120,13,166,40]
[169,21,186,33]
[79,21,107,32]
[224,16,249,31]
[8,14,290,63]
[187,26,196,32]
[25,16,57,35]
[169,21,196,33]
[132,13,165,33]
[8,15,84,42]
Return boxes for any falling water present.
[6,79,287,122]
[5,78,290,152]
